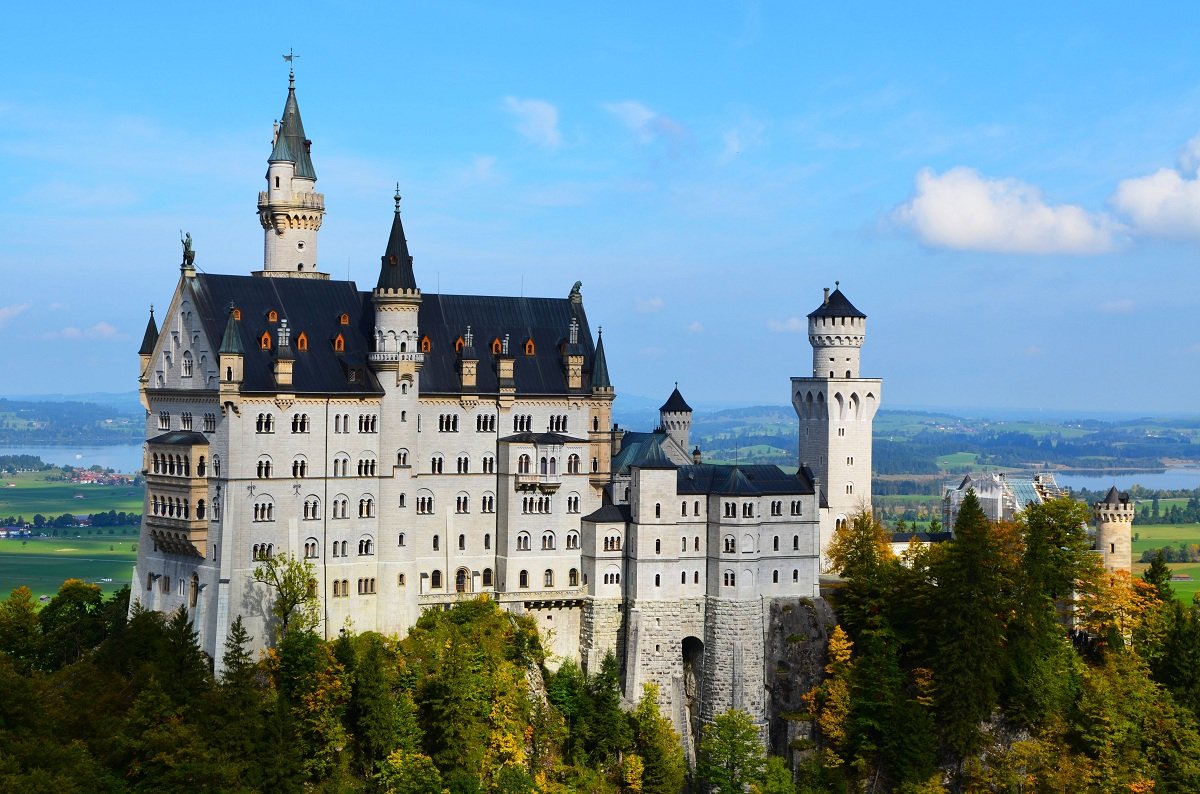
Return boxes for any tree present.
[1143,551,1175,602]
[630,684,685,794]
[375,749,444,794]
[696,709,766,794]
[39,578,105,669]
[252,552,320,641]
[0,585,40,670]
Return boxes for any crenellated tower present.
[791,284,882,561]
[1093,486,1134,573]
[256,70,327,278]
[658,384,693,456]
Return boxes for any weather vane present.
[282,48,299,64]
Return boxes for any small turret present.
[808,281,866,379]
[1093,486,1134,573]
[659,384,693,452]
[458,326,478,391]
[370,187,423,382]
[565,316,584,390]
[591,328,612,396]
[138,305,159,375]
[273,319,294,388]
[218,304,244,403]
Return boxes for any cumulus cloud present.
[1098,299,1135,314]
[1112,136,1200,237]
[893,167,1121,254]
[768,317,806,333]
[636,296,665,314]
[603,101,687,150]
[44,322,120,341]
[502,97,561,148]
[0,303,30,326]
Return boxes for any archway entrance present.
[682,636,705,752]
[455,568,471,594]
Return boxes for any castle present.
[131,73,879,743]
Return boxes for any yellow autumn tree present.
[801,625,854,769]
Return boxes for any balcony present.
[257,190,325,210]
[515,473,561,493]
[145,514,208,558]
[368,351,425,364]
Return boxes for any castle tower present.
[256,70,327,278]
[791,284,882,560]
[659,385,693,455]
[1093,486,1134,573]
[370,187,422,376]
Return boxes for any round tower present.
[809,282,866,378]
[1093,486,1134,574]
[658,384,692,454]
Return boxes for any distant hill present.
[0,398,142,446]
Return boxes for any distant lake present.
[0,444,143,474]
[1054,468,1200,492]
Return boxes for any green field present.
[1130,523,1200,603]
[0,535,139,601]
[936,452,979,470]
[0,470,143,518]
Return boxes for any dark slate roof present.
[676,464,814,496]
[188,274,382,396]
[268,131,293,163]
[147,430,209,446]
[582,503,632,523]
[277,76,316,180]
[630,440,676,470]
[808,287,866,319]
[611,430,668,475]
[1100,485,1128,506]
[659,386,692,413]
[139,308,159,355]
[592,330,611,389]
[498,431,582,445]
[417,294,598,396]
[219,307,243,355]
[377,195,417,291]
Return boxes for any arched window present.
[260,332,271,350]
[542,531,555,550]
[518,454,531,474]
[569,568,579,586]
[455,568,468,593]
[517,532,531,551]
[333,334,345,352]
[654,574,661,587]
[519,570,529,588]
[484,532,491,549]
[339,313,350,325]
[567,454,581,474]
[773,570,779,583]
[491,338,502,354]
[432,534,440,551]
[268,310,278,323]
[458,533,466,551]
[483,568,493,587]
[655,503,661,518]
[296,332,308,351]
[543,569,554,587]
[420,336,432,353]
[524,338,535,355]
[181,351,193,377]
[793,535,799,550]
[431,570,442,589]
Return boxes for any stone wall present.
[763,596,835,759]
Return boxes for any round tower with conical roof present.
[1093,486,1134,573]
[257,70,327,278]
[659,384,693,454]
[791,284,881,563]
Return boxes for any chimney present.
[823,287,830,305]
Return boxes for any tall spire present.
[376,185,418,291]
[592,328,612,390]
[219,304,243,355]
[138,305,159,355]
[277,73,316,180]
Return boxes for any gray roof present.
[629,439,676,470]
[139,308,159,355]
[611,430,670,475]
[582,503,632,523]
[268,131,293,163]
[591,330,611,390]
[808,287,866,319]
[147,430,209,446]
[276,76,316,180]
[676,464,814,496]
[498,431,581,445]
[659,386,692,413]
[376,194,417,291]
[1100,485,1129,506]
[218,305,243,355]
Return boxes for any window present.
[517,532,531,551]
[524,338,535,355]
[793,569,799,582]
[481,493,495,513]
[458,533,466,551]
[196,456,207,477]
[438,414,460,432]
[416,493,434,514]
[333,334,345,352]
[481,455,495,474]
[398,574,406,586]
[484,533,491,550]
[431,570,442,589]
[793,535,799,550]
[846,483,854,495]
[743,503,753,518]
[158,411,170,430]
[567,494,580,513]
[181,352,193,377]
[655,574,661,587]
[256,457,272,478]
[180,412,192,430]
[256,413,275,433]
[483,568,493,587]
[519,570,529,588]
[566,531,579,550]
[654,503,661,518]
[430,455,444,474]
[455,494,469,514]
[455,568,469,593]
[773,536,779,551]
[420,336,432,353]
[303,498,320,519]
[358,497,375,518]
[260,332,271,350]
[723,571,736,587]
[655,539,661,554]
[542,531,556,550]
[773,570,779,584]
[681,571,687,584]
[723,536,735,553]
[340,313,350,325]
[518,454,531,474]
[544,569,554,587]
[292,458,308,478]
[291,414,310,433]
[457,455,469,473]
[357,458,377,476]
[476,414,496,432]
[358,537,374,555]
[296,332,308,351]
[567,454,581,474]
[304,539,319,558]
[398,533,406,546]
[203,413,216,433]
[432,535,440,551]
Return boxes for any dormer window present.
[524,338,535,356]
[296,332,308,351]
[333,333,345,352]
[339,313,350,326]
[268,310,278,323]
[420,336,432,353]
[454,336,464,353]
[232,308,242,321]
[260,332,271,350]
[491,338,502,355]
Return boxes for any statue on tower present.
[180,232,196,270]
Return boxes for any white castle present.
[132,73,880,745]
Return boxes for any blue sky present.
[3,3,1200,413]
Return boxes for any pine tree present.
[696,709,766,794]
[630,684,685,794]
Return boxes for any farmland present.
[0,469,142,518]
[0,534,138,600]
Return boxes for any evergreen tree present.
[0,585,41,671]
[1143,551,1174,601]
[696,709,766,794]
[630,684,685,794]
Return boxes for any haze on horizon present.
[2,3,1199,414]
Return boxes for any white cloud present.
[1112,136,1200,237]
[43,322,121,341]
[1098,299,1135,314]
[768,317,806,332]
[636,296,665,314]
[893,167,1120,254]
[603,101,687,149]
[502,97,561,148]
[686,321,704,333]
[718,118,765,164]
[0,303,30,326]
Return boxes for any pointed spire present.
[376,185,418,291]
[276,72,316,179]
[592,328,611,390]
[219,303,243,355]
[138,305,159,355]
[660,385,692,413]
[269,128,294,163]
